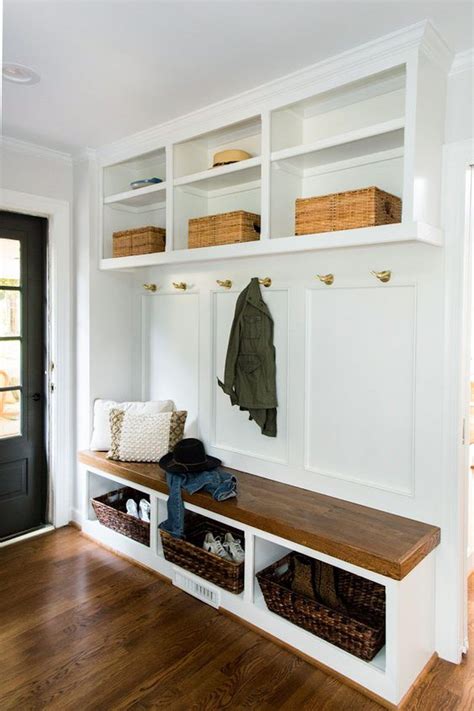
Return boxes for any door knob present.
[32,393,41,402]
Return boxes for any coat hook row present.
[147,272,391,293]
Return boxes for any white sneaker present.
[203,532,232,560]
[126,499,139,518]
[139,499,151,522]
[223,532,245,563]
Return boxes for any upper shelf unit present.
[99,32,449,269]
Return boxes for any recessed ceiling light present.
[2,63,40,85]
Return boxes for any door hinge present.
[50,383,55,394]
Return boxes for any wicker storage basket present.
[91,487,150,546]
[295,187,401,235]
[160,512,244,594]
[188,210,260,249]
[256,553,385,661]
[112,226,166,257]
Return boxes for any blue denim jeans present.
[159,468,237,538]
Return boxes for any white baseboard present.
[70,508,83,527]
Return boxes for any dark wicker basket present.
[91,487,150,546]
[160,512,244,594]
[256,553,385,661]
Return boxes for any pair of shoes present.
[126,498,151,522]
[203,532,245,563]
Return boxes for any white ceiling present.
[3,0,473,153]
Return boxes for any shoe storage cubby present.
[160,510,245,594]
[87,471,151,547]
[97,28,447,267]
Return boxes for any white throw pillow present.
[107,409,187,463]
[90,399,175,451]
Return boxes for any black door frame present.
[0,189,73,541]
[0,213,48,539]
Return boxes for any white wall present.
[73,154,141,510]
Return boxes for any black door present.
[0,212,47,540]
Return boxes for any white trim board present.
[0,188,73,529]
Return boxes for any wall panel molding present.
[303,283,417,496]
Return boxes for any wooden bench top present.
[79,450,440,581]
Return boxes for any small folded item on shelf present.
[130,177,163,190]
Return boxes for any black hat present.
[159,438,221,474]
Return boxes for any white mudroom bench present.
[78,450,440,709]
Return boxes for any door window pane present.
[0,389,21,438]
[0,290,21,337]
[0,340,21,387]
[0,239,20,287]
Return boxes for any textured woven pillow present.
[107,409,187,462]
[90,399,175,451]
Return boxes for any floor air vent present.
[172,567,221,608]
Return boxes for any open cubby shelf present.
[99,58,444,269]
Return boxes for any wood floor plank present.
[0,527,472,710]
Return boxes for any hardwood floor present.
[0,527,471,710]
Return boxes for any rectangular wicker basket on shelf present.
[256,552,385,661]
[91,487,150,546]
[295,187,401,236]
[160,512,245,594]
[112,226,166,257]
[188,210,260,249]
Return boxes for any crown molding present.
[419,20,453,72]
[449,48,474,77]
[0,136,73,165]
[97,20,439,166]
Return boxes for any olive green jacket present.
[218,277,277,437]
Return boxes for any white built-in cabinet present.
[97,24,450,270]
[84,21,453,708]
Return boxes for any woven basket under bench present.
[256,552,385,661]
[188,210,260,249]
[295,186,401,235]
[91,487,150,546]
[160,512,245,594]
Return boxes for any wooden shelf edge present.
[99,221,442,271]
[78,450,440,581]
